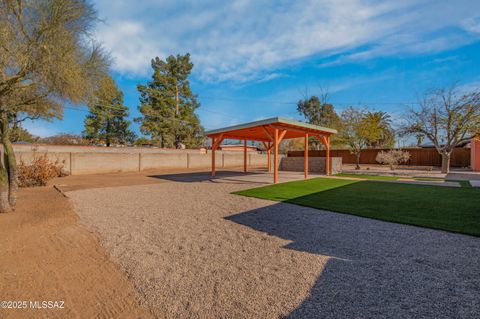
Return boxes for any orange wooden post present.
[304,133,308,178]
[274,128,279,183]
[243,139,247,173]
[211,137,216,177]
[472,138,480,171]
[326,135,330,175]
[267,142,271,173]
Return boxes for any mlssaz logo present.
[30,301,65,309]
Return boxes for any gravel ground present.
[68,174,480,319]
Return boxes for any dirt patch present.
[50,169,168,192]
[0,186,153,319]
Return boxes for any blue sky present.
[25,0,480,145]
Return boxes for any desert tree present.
[0,0,109,212]
[297,91,342,148]
[279,137,305,153]
[84,75,136,146]
[402,85,480,173]
[338,107,392,169]
[337,107,370,169]
[137,54,204,148]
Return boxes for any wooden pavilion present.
[205,117,337,183]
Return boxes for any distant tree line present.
[296,92,395,169]
[296,84,480,173]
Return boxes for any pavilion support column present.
[244,139,247,173]
[267,143,271,173]
[326,136,330,176]
[211,137,216,177]
[304,133,309,179]
[274,128,279,183]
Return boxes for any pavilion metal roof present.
[205,117,337,137]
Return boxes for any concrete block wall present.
[187,153,222,169]
[17,152,72,173]
[13,144,293,176]
[140,153,188,170]
[14,149,284,175]
[280,157,342,174]
[70,152,140,175]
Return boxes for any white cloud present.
[96,21,162,76]
[458,79,480,93]
[93,0,480,81]
[463,17,480,33]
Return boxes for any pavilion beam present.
[211,136,216,177]
[220,134,271,143]
[325,135,330,176]
[304,132,309,179]
[278,129,287,143]
[272,128,287,183]
[211,133,224,177]
[244,139,247,173]
[262,126,274,141]
[311,134,331,176]
[269,125,319,136]
[261,141,272,173]
[274,128,279,183]
[261,141,268,151]
[211,133,225,150]
[267,142,272,172]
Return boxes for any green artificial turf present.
[233,177,480,237]
[447,180,472,188]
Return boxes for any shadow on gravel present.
[148,170,270,185]
[225,202,480,318]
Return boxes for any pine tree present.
[136,54,204,148]
[84,76,136,146]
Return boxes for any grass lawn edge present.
[232,177,480,238]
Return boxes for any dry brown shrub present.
[18,154,66,187]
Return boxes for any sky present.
[25,0,480,145]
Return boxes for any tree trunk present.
[1,115,17,208]
[0,159,11,213]
[441,152,451,174]
[175,84,179,116]
[106,120,111,146]
[355,152,361,170]
[3,138,17,208]
[0,114,12,213]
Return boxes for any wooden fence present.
[288,148,471,167]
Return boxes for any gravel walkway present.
[68,175,480,319]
